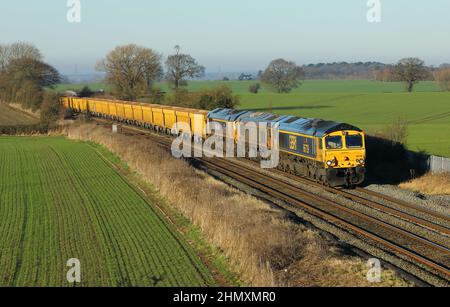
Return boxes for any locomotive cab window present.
[346,134,363,148]
[326,136,343,149]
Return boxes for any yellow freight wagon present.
[107,100,118,118]
[174,108,191,134]
[141,104,153,126]
[61,97,70,109]
[100,100,110,116]
[162,108,177,133]
[115,102,125,120]
[71,98,81,112]
[91,99,101,115]
[123,103,134,121]
[80,98,88,112]
[132,104,144,124]
[88,99,96,114]
[152,107,165,128]
[189,110,209,138]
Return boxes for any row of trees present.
[96,44,308,99]
[434,67,450,91]
[259,57,449,93]
[96,44,205,101]
[304,62,386,79]
[373,60,450,92]
[98,43,450,98]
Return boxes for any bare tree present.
[0,57,60,110]
[0,45,8,72]
[261,59,305,93]
[380,117,409,145]
[0,42,42,72]
[96,44,162,100]
[435,67,450,91]
[7,58,60,87]
[395,58,429,92]
[165,46,205,89]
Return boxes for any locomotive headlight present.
[359,159,365,165]
[327,160,333,166]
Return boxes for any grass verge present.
[399,172,450,195]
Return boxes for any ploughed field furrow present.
[0,137,214,287]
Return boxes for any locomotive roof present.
[207,108,362,137]
[208,108,252,122]
[278,117,362,137]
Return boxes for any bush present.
[378,117,409,145]
[366,119,428,184]
[40,92,61,126]
[166,86,240,110]
[14,80,43,111]
[78,86,94,98]
[0,124,51,135]
[249,83,261,94]
[196,86,240,110]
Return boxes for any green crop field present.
[56,80,450,157]
[239,92,450,157]
[0,137,214,287]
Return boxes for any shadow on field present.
[364,135,429,186]
[245,105,333,112]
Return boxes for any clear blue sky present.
[1,0,449,74]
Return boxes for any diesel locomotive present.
[61,97,366,187]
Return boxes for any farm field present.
[0,103,38,126]
[56,80,450,157]
[0,137,214,287]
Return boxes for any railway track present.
[94,119,450,285]
[237,159,450,236]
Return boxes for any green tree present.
[261,59,304,93]
[78,86,94,97]
[249,83,261,94]
[197,86,239,110]
[395,58,429,92]
[165,46,205,89]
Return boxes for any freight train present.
[61,97,366,187]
